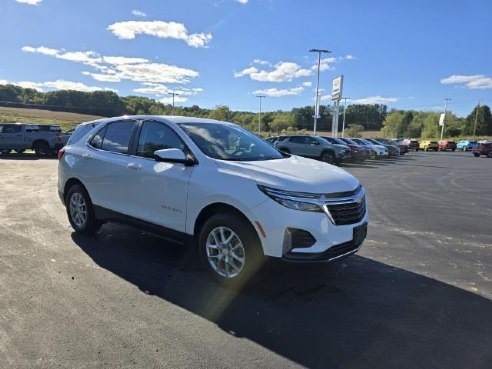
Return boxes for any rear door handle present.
[127,162,141,169]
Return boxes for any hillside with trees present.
[1,84,490,138]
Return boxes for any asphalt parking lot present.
[0,151,491,368]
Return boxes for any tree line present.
[380,106,492,138]
[1,83,490,137]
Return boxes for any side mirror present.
[154,148,196,166]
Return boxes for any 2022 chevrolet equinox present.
[58,116,368,286]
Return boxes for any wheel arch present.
[63,178,87,202]
[193,202,261,245]
[31,139,50,148]
[320,148,335,157]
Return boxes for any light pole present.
[309,49,331,134]
[256,95,266,133]
[440,98,451,141]
[341,97,351,137]
[169,92,179,115]
[473,99,480,138]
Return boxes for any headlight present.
[258,185,323,212]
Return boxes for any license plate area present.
[353,222,368,246]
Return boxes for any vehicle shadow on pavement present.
[72,226,492,369]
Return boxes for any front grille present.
[326,197,366,225]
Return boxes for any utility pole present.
[256,95,266,134]
[473,99,480,138]
[341,97,351,137]
[309,49,331,135]
[169,92,179,115]
[441,98,451,141]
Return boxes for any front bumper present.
[282,222,367,261]
[251,193,368,260]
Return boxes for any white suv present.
[58,116,367,286]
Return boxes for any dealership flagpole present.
[440,98,451,141]
[309,49,331,135]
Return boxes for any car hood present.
[215,155,360,194]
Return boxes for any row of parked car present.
[400,138,492,157]
[264,135,492,163]
[264,135,408,164]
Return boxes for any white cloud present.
[22,46,58,56]
[0,79,8,85]
[103,56,149,65]
[159,96,189,104]
[441,74,492,89]
[237,54,353,83]
[132,9,147,17]
[302,81,312,87]
[253,86,304,97]
[320,94,333,102]
[22,45,200,85]
[22,46,102,67]
[134,83,203,98]
[316,57,337,72]
[57,51,102,66]
[237,0,249,4]
[82,72,122,83]
[107,20,212,48]
[235,62,312,82]
[253,59,271,66]
[345,54,355,60]
[4,79,117,93]
[352,96,398,104]
[16,0,42,5]
[115,62,198,84]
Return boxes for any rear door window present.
[89,120,136,154]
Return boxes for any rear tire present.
[473,153,480,157]
[65,185,102,235]
[487,152,492,158]
[198,213,264,288]
[33,142,51,157]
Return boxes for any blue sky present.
[1,0,491,117]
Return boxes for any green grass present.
[0,107,103,132]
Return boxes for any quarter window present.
[89,126,107,150]
[136,120,185,158]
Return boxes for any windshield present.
[178,122,285,161]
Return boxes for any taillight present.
[57,149,65,160]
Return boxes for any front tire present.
[198,213,264,288]
[473,153,480,157]
[320,151,335,164]
[0,149,11,155]
[66,185,102,235]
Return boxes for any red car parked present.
[439,140,457,151]
[473,141,492,158]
